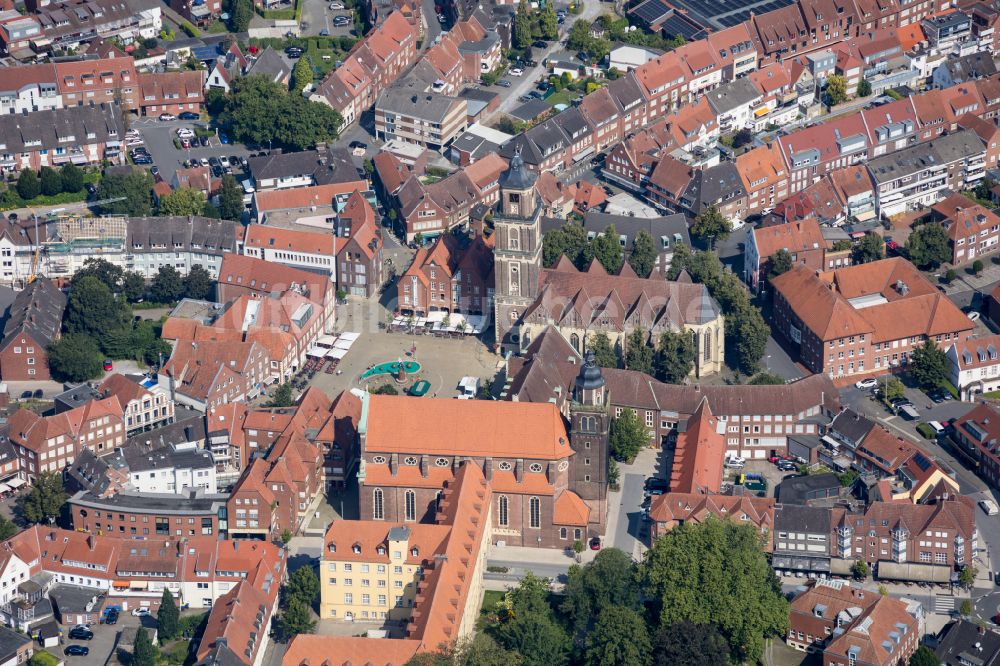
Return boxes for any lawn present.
[545,89,577,107]
[480,589,504,620]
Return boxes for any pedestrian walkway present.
[488,543,597,566]
[933,596,955,614]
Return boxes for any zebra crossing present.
[933,596,954,614]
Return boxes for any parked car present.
[65,646,90,656]
[497,79,512,87]
[777,460,798,471]
[180,138,191,149]
[969,311,981,322]
[150,166,160,178]
[158,113,176,121]
[329,1,344,7]
[509,67,523,76]
[928,388,952,403]
[532,40,547,48]
[319,28,330,35]
[332,16,350,25]
[103,359,113,371]
[589,537,601,550]
[176,128,194,138]
[6,213,15,222]
[855,378,878,389]
[68,628,93,641]
[219,132,230,144]
[199,136,210,147]
[178,112,199,120]
[131,608,150,617]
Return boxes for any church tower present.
[493,148,543,354]
[568,351,609,536]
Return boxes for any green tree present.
[96,170,154,216]
[945,268,957,284]
[20,471,66,524]
[690,205,731,249]
[150,266,184,304]
[158,187,208,216]
[286,566,320,608]
[16,169,40,200]
[910,339,950,389]
[853,232,885,264]
[513,0,532,49]
[654,330,695,383]
[488,573,570,666]
[60,163,85,193]
[370,384,398,395]
[183,264,213,300]
[561,549,641,640]
[909,645,941,666]
[960,598,973,616]
[539,3,558,39]
[585,606,651,666]
[875,378,905,405]
[0,515,17,541]
[857,78,872,97]
[47,334,104,382]
[291,54,313,92]
[652,622,731,666]
[132,628,158,666]
[769,248,793,278]
[731,303,769,375]
[39,167,62,196]
[748,372,786,385]
[157,589,180,642]
[543,223,589,268]
[624,328,653,374]
[852,560,869,581]
[72,258,124,292]
[959,565,977,589]
[281,529,293,544]
[122,271,146,302]
[231,0,253,31]
[268,382,296,407]
[826,74,849,105]
[628,230,657,278]
[584,225,624,273]
[221,75,344,152]
[609,408,647,462]
[587,333,618,368]
[218,174,244,221]
[641,519,788,664]
[278,597,316,640]
[974,259,985,275]
[906,223,950,269]
[65,276,131,340]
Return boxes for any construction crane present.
[24,196,128,284]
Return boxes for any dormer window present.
[352,543,361,554]
[376,546,385,555]
[410,547,419,557]
[328,543,336,553]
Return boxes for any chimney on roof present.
[87,534,95,551]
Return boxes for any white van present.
[980,499,999,516]
[927,420,946,435]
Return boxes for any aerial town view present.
[3,0,1000,663]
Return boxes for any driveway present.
[131,118,252,185]
[609,447,659,559]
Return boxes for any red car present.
[589,537,601,551]
[103,359,113,371]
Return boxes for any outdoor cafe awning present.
[7,478,25,489]
[113,581,129,589]
[877,562,951,583]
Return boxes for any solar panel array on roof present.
[631,0,673,25]
[912,452,932,471]
[669,0,795,29]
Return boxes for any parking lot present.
[60,613,154,666]
[299,0,355,37]
[130,117,252,185]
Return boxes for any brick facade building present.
[357,361,608,549]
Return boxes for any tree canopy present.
[16,169,40,200]
[585,606,651,666]
[826,74,849,105]
[561,548,641,641]
[652,622,731,666]
[654,330,695,383]
[20,471,66,524]
[157,589,180,642]
[218,174,244,221]
[487,573,570,666]
[65,276,131,340]
[183,265,214,301]
[641,518,788,664]
[268,382,296,407]
[132,628,158,666]
[587,333,618,368]
[149,266,185,304]
[909,340,950,389]
[221,75,344,151]
[286,566,320,608]
[690,206,731,249]
[852,232,885,264]
[609,409,646,462]
[96,170,154,217]
[584,225,624,274]
[628,230,657,278]
[48,334,104,382]
[906,223,950,269]
[624,328,654,374]
[158,187,209,217]
[768,249,792,278]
